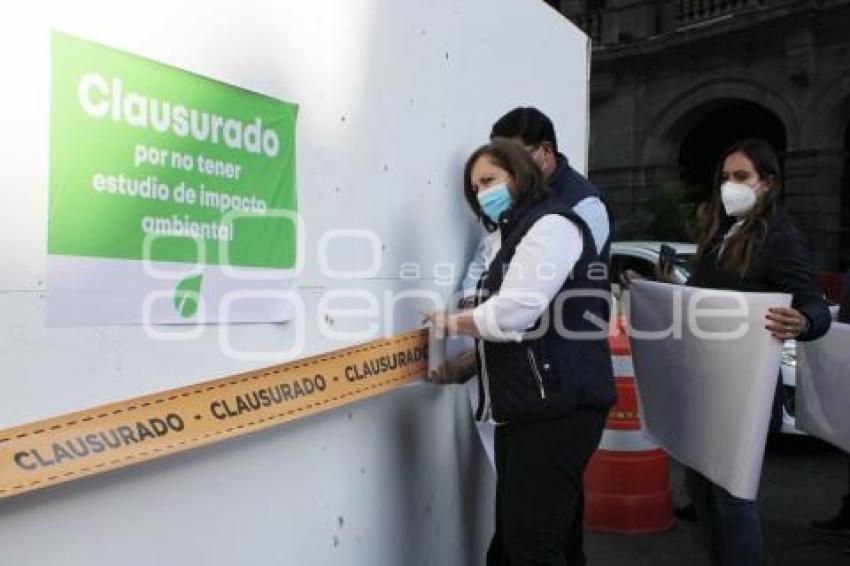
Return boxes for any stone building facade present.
[549,0,850,269]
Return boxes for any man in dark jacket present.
[460,107,612,299]
[490,107,611,258]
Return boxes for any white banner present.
[797,322,850,453]
[628,280,790,500]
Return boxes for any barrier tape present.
[0,329,428,499]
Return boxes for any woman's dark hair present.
[463,139,548,231]
[695,138,783,276]
[490,107,559,153]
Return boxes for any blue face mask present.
[477,183,513,223]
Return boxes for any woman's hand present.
[421,310,454,338]
[428,360,463,384]
[421,310,480,338]
[656,259,675,283]
[428,350,477,384]
[620,269,643,289]
[765,307,809,340]
[428,356,475,385]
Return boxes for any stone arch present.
[628,82,791,242]
[640,79,798,166]
[676,100,787,202]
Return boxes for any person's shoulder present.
[573,195,605,211]
[536,202,587,234]
[555,154,587,180]
[538,213,578,226]
[528,214,583,244]
[764,208,804,242]
[760,208,811,266]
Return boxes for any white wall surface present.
[0,1,589,564]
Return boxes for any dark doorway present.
[840,122,850,271]
[679,100,787,205]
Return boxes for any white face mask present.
[720,181,758,217]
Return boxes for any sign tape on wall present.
[0,329,428,499]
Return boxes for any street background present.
[587,435,850,564]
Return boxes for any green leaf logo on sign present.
[174,274,203,319]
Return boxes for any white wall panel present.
[0,1,588,563]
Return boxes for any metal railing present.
[676,0,767,24]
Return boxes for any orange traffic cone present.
[583,316,674,534]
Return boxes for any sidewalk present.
[586,436,850,565]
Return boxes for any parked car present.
[610,241,803,436]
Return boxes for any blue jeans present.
[685,467,763,566]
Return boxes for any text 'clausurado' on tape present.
[0,329,429,498]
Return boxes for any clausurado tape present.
[0,329,428,499]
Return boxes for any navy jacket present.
[549,153,613,259]
[475,194,616,423]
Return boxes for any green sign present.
[49,32,298,269]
